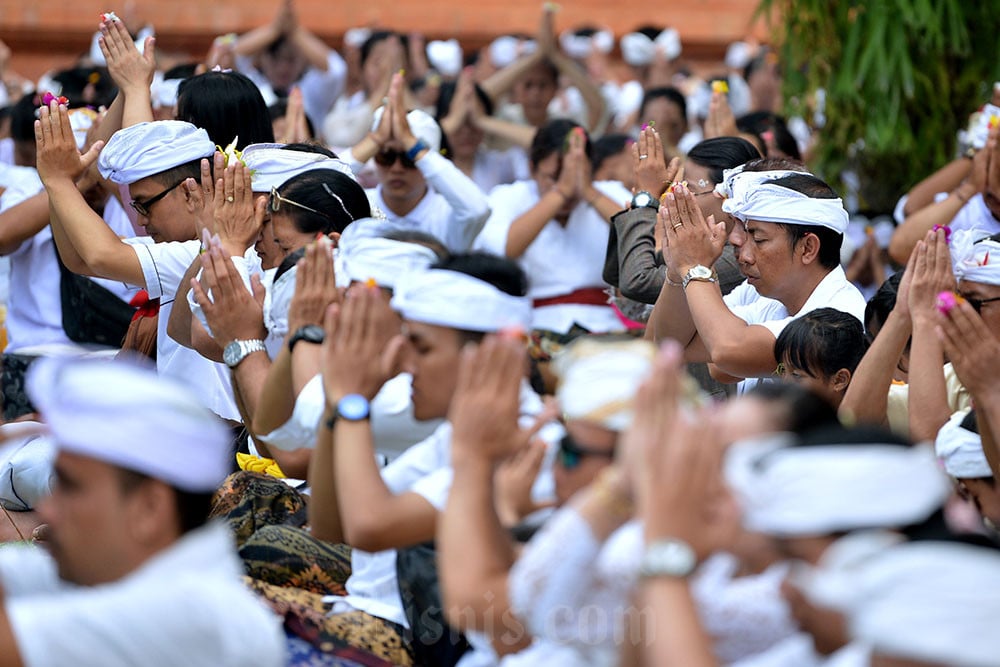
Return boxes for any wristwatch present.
[223,339,267,368]
[638,538,697,579]
[630,190,659,210]
[336,394,371,422]
[682,265,718,289]
[288,324,325,353]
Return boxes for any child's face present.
[778,361,846,409]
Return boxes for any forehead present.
[534,152,561,176]
[403,319,462,348]
[745,219,784,236]
[958,278,1000,297]
[128,175,168,199]
[54,450,118,483]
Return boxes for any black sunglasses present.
[374,148,418,169]
[129,180,184,217]
[964,294,1000,314]
[556,434,616,470]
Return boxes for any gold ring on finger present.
[673,223,683,229]
[227,196,235,202]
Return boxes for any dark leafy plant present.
[758,0,1000,213]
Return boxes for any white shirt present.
[129,238,240,421]
[947,193,1000,238]
[0,522,286,667]
[259,373,443,462]
[476,179,631,333]
[236,51,347,131]
[470,147,530,195]
[368,150,491,253]
[334,383,558,632]
[509,508,796,665]
[722,267,867,392]
[322,90,372,151]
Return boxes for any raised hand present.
[907,229,956,325]
[212,158,265,257]
[633,125,677,199]
[389,72,420,150]
[321,284,403,404]
[448,330,532,464]
[553,127,586,201]
[704,91,738,140]
[287,236,340,334]
[190,244,267,348]
[661,181,727,277]
[35,102,104,184]
[98,16,155,93]
[494,438,555,526]
[937,294,1000,400]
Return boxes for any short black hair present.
[282,142,339,159]
[774,308,868,381]
[360,31,409,67]
[767,173,844,269]
[529,118,590,169]
[435,81,495,121]
[590,134,633,173]
[117,468,213,535]
[383,229,450,261]
[176,71,275,149]
[686,136,762,184]
[268,100,316,138]
[639,86,687,121]
[162,63,199,81]
[50,66,117,109]
[149,159,204,188]
[864,271,904,337]
[745,381,841,435]
[737,111,800,161]
[9,92,37,144]
[275,170,371,236]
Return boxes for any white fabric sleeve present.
[472,182,528,255]
[417,150,492,251]
[298,50,348,129]
[125,239,200,300]
[507,507,605,642]
[0,545,61,598]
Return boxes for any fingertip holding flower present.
[364,277,378,288]
[931,224,952,244]
[936,291,964,316]
[498,325,527,343]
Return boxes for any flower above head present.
[41,92,69,107]
[101,11,120,22]
[931,224,953,244]
[990,116,1000,130]
[217,137,245,167]
[712,80,729,94]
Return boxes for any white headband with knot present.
[727,442,951,536]
[426,39,463,77]
[935,410,991,479]
[718,167,850,234]
[489,36,537,68]
[553,338,656,432]
[620,28,681,66]
[26,357,232,493]
[241,143,357,192]
[390,269,532,333]
[953,235,1000,287]
[340,237,438,289]
[848,541,1000,667]
[559,29,614,59]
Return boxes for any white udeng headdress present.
[559,29,614,60]
[726,440,951,536]
[98,121,215,185]
[952,234,1000,287]
[553,338,656,432]
[935,409,991,479]
[620,28,681,66]
[717,166,850,234]
[391,268,532,333]
[27,357,231,493]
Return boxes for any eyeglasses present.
[964,294,1000,314]
[374,148,417,169]
[129,180,184,217]
[269,185,354,222]
[556,434,616,470]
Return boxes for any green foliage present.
[758,0,1000,212]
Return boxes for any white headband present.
[426,39,463,77]
[727,442,951,536]
[344,27,372,49]
[848,541,1000,667]
[98,121,215,185]
[26,357,232,493]
[954,237,1000,287]
[935,410,991,479]
[489,36,537,68]
[620,28,681,66]
[391,269,532,332]
[559,29,614,59]
[241,143,357,192]
[554,338,656,432]
[340,237,438,289]
[718,167,850,234]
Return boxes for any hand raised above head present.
[99,17,155,92]
[907,228,956,323]
[287,236,339,333]
[633,125,676,199]
[35,103,105,184]
[213,160,263,257]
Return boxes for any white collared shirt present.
[0,522,286,667]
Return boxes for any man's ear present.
[798,232,821,265]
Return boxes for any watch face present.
[223,341,242,367]
[634,192,652,208]
[337,394,370,421]
[690,265,713,280]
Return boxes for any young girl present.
[774,307,868,408]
